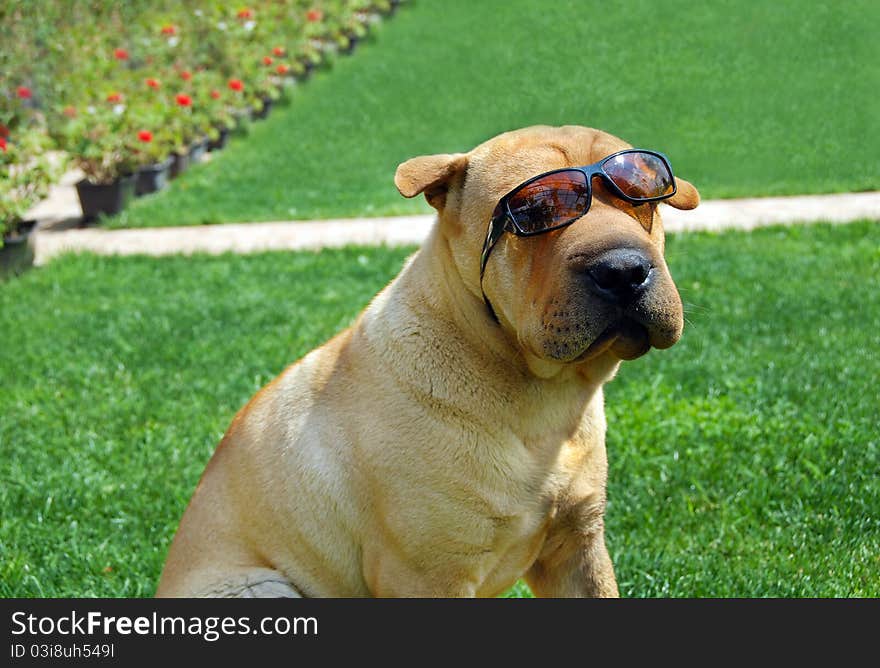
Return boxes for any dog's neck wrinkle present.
[415,225,538,380]
[433,230,518,353]
[359,226,602,440]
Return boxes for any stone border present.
[30,191,880,266]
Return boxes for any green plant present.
[57,102,135,184]
[0,126,56,242]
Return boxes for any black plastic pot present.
[189,138,209,164]
[342,33,360,55]
[135,157,173,196]
[230,108,252,131]
[170,151,190,179]
[300,59,316,80]
[208,127,230,152]
[1,220,36,279]
[75,175,136,223]
[253,97,274,120]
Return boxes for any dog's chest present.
[465,447,575,596]
[359,373,606,596]
[368,435,579,597]
[471,500,559,596]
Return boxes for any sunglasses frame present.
[479,148,677,321]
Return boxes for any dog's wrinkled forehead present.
[468,125,631,196]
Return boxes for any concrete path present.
[25,169,880,266]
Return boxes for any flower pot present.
[75,175,136,223]
[381,0,400,16]
[1,219,37,279]
[189,138,209,164]
[135,157,173,196]
[299,59,316,81]
[342,33,360,55]
[208,127,230,152]
[253,97,274,120]
[230,109,252,132]
[170,151,190,179]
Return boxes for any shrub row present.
[0,0,403,240]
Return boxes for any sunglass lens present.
[507,170,589,233]
[602,151,674,200]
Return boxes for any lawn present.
[112,0,880,229]
[1,221,878,597]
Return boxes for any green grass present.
[1,221,878,596]
[112,0,880,229]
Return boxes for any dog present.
[156,125,699,597]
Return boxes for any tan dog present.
[157,125,699,597]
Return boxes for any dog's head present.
[395,125,699,376]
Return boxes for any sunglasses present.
[479,149,677,318]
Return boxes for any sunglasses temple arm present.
[480,216,507,324]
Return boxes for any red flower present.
[0,125,8,138]
[262,56,273,66]
[175,93,193,107]
[114,48,129,60]
[210,90,222,99]
[107,92,123,103]
[180,70,192,81]
[161,24,177,35]
[237,8,253,19]
[145,78,161,89]
[137,130,153,143]
[228,78,244,92]
[276,64,289,75]
[306,9,323,22]
[17,86,32,99]
[273,46,285,57]
[0,137,7,152]
[62,106,77,118]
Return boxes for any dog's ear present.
[394,153,468,210]
[667,176,700,210]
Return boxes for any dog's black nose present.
[585,248,652,303]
